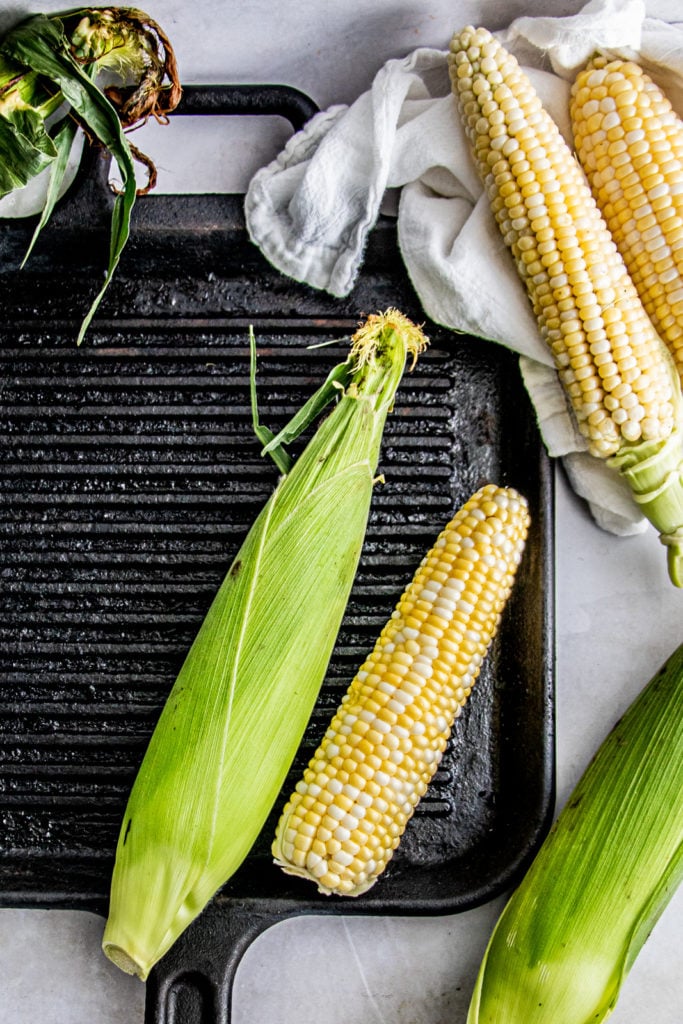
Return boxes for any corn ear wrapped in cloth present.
[449,26,683,586]
[571,55,683,385]
[102,311,428,981]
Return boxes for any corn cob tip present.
[101,942,143,979]
[350,309,428,371]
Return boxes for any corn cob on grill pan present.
[0,86,554,1023]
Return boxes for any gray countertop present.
[1,1,681,1021]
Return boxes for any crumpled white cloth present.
[244,0,683,535]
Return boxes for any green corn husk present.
[467,642,683,1024]
[102,310,428,981]
[0,7,181,343]
[610,431,683,587]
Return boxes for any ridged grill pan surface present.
[0,85,554,1024]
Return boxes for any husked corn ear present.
[449,26,683,588]
[448,26,679,458]
[571,55,683,380]
[272,484,530,897]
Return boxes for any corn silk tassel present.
[102,311,428,980]
[449,26,683,586]
[0,7,181,342]
[273,484,530,897]
[467,641,683,1024]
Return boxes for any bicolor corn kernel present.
[448,26,678,459]
[272,484,530,897]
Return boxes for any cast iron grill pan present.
[0,86,554,1024]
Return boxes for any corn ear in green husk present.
[467,642,683,1024]
[102,311,428,981]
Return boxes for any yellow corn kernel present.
[448,26,678,460]
[571,54,683,381]
[272,484,530,897]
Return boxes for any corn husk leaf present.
[468,642,683,1024]
[0,105,58,194]
[1,14,137,344]
[0,9,181,343]
[261,357,353,454]
[21,116,79,266]
[102,311,428,980]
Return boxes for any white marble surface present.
[1,1,682,1022]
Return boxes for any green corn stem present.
[102,311,428,981]
[610,429,683,586]
[467,642,683,1024]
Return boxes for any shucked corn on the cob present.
[448,26,683,585]
[273,484,530,897]
[448,27,676,456]
[0,9,181,344]
[571,55,683,381]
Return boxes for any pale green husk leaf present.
[467,643,683,1024]
[0,8,181,343]
[102,312,428,980]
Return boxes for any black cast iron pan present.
[0,85,555,1024]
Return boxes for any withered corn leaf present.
[0,9,181,342]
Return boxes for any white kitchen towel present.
[245,0,683,536]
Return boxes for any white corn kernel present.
[272,485,530,897]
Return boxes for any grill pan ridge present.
[0,85,554,1024]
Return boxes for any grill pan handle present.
[145,900,295,1024]
[57,82,319,216]
[175,83,319,127]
